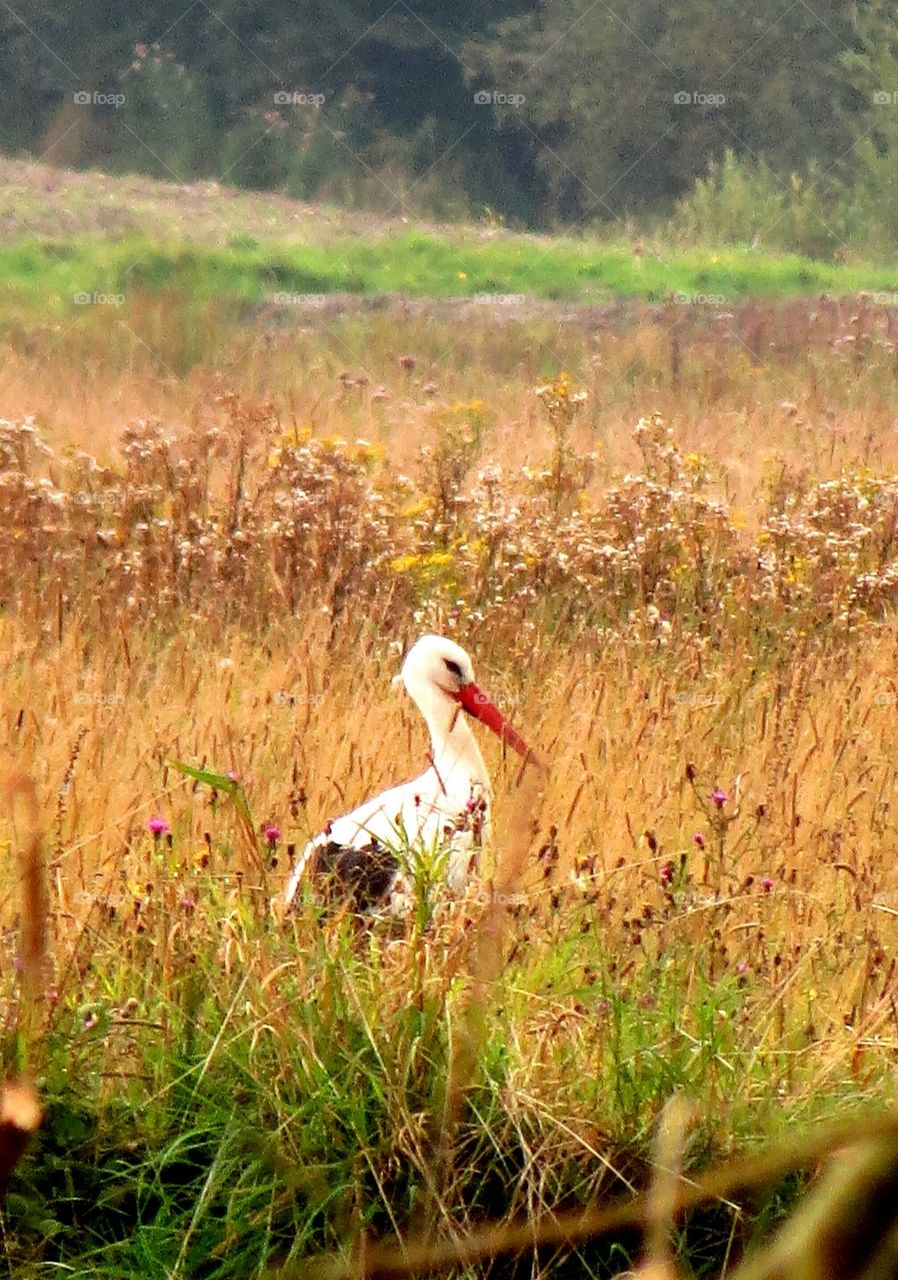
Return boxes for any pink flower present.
[709,788,728,810]
[693,832,705,848]
[659,861,675,885]
[761,876,774,892]
[264,825,281,846]
[147,817,170,837]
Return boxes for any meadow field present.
[5,163,898,1278]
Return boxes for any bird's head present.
[396,635,541,767]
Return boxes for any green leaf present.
[169,759,254,825]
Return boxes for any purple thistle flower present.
[693,832,705,848]
[264,825,281,846]
[659,861,674,885]
[147,817,170,837]
[709,788,728,810]
[761,876,774,892]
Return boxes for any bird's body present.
[284,635,538,912]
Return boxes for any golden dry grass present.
[5,298,898,1275]
[11,606,898,1090]
[6,293,898,511]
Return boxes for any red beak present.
[456,682,541,768]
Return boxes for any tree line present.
[2,0,897,253]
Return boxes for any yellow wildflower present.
[399,498,432,519]
[389,554,422,573]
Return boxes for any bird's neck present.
[425,701,489,790]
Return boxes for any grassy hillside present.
[8,232,898,315]
[2,157,898,321]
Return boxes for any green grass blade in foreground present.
[169,760,254,827]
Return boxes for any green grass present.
[3,231,898,322]
[8,895,837,1279]
[2,154,897,322]
[6,801,882,1280]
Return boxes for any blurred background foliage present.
[3,0,898,254]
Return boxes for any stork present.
[284,635,539,912]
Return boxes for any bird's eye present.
[443,658,463,678]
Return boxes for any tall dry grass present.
[4,298,898,1275]
[5,294,898,509]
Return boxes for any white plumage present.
[284,634,538,910]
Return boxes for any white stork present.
[284,634,539,912]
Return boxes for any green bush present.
[669,150,848,260]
